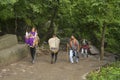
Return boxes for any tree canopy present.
[0,0,120,55]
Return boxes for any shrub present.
[87,61,120,80]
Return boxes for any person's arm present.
[25,32,29,38]
[77,40,80,52]
[35,32,38,37]
[66,43,69,52]
[78,44,80,52]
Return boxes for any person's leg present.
[69,50,74,63]
[30,47,33,60]
[30,47,34,63]
[54,52,58,63]
[81,48,84,54]
[75,51,79,63]
[51,52,54,64]
[85,49,88,58]
[81,48,84,57]
[30,47,36,63]
[32,47,36,61]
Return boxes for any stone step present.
[0,44,30,66]
[0,34,18,50]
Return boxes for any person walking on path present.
[81,39,89,58]
[48,34,60,64]
[27,27,38,64]
[69,35,80,64]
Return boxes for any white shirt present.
[48,37,60,51]
[25,32,29,38]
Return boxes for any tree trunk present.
[48,7,57,35]
[100,25,106,60]
[15,15,17,34]
[14,4,18,34]
[44,7,58,41]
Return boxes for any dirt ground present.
[0,51,114,80]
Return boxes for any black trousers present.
[51,52,58,63]
[30,47,36,60]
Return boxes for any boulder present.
[0,34,18,50]
[0,44,29,66]
[89,45,100,54]
[0,34,30,66]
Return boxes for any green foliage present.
[0,0,120,53]
[0,0,18,5]
[87,61,120,80]
[106,25,120,53]
[0,0,18,20]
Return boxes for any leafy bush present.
[87,61,120,80]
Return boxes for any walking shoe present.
[76,61,79,63]
[32,60,35,64]
[51,61,53,64]
[76,59,79,63]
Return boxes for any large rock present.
[0,34,18,50]
[0,44,30,66]
[89,45,100,54]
